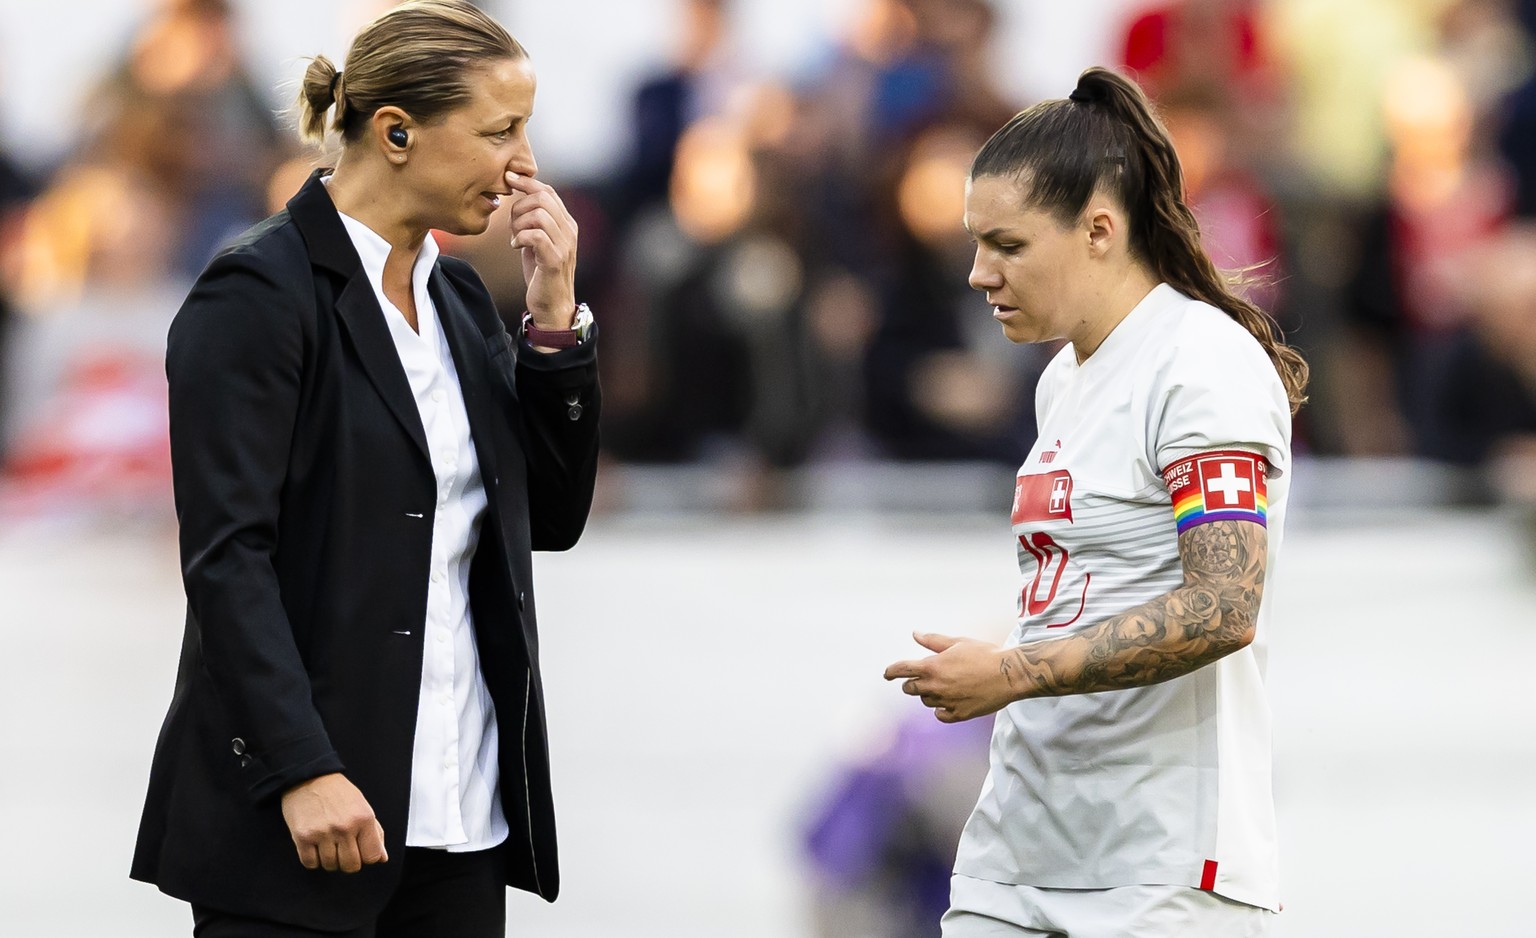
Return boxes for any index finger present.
[506,170,554,196]
[359,819,389,866]
[883,659,927,681]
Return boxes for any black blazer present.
[131,172,599,929]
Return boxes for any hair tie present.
[329,70,342,97]
[1068,88,1093,105]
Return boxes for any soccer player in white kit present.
[884,67,1309,937]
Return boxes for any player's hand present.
[883,631,1015,723]
[506,170,577,330]
[280,773,388,873]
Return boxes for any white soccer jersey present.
[952,284,1291,911]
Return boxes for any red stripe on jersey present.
[1200,859,1218,891]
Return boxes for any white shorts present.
[941,873,1273,938]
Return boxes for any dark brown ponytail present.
[297,55,341,144]
[972,67,1308,413]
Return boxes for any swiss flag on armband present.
[1162,450,1268,534]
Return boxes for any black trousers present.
[191,846,507,937]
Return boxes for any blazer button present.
[231,738,246,756]
[518,591,526,611]
[564,392,582,421]
[239,755,253,769]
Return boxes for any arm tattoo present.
[1000,520,1266,699]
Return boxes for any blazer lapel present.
[287,171,431,466]
[430,272,502,486]
[335,275,432,464]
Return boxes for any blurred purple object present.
[805,708,991,884]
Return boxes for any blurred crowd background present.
[2,0,1535,517]
[1,1,1534,936]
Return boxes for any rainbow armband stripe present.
[1162,450,1268,534]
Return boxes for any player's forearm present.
[1000,584,1251,698]
[1000,520,1266,699]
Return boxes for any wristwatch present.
[522,303,594,348]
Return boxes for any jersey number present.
[1018,532,1090,628]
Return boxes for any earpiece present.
[388,128,408,148]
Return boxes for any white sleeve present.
[1151,319,1291,477]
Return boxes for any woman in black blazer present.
[130,3,600,934]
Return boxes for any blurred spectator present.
[603,101,831,480]
[609,0,741,228]
[8,165,181,312]
[1497,0,1536,216]
[1263,0,1448,200]
[1339,55,1514,456]
[11,0,286,310]
[0,144,37,457]
[796,0,1012,278]
[1120,0,1276,105]
[570,0,773,472]
[1436,0,1533,115]
[796,0,1027,464]
[106,0,287,272]
[902,0,1014,131]
[1160,87,1284,314]
[1419,225,1536,486]
[1119,0,1296,205]
[862,123,1045,463]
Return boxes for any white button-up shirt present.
[335,209,509,853]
